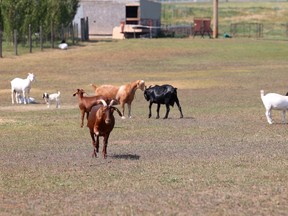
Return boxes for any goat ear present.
[73,89,79,96]
[112,107,123,117]
[112,99,119,105]
[138,80,145,90]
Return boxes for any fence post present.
[29,24,32,53]
[61,23,64,41]
[14,29,18,56]
[81,18,85,41]
[86,17,89,41]
[51,21,54,48]
[72,23,75,45]
[0,24,2,58]
[74,23,78,43]
[40,25,43,51]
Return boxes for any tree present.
[0,0,3,29]
[0,0,79,42]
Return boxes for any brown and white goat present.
[91,80,145,119]
[87,99,122,158]
[73,89,108,128]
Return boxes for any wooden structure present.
[193,18,213,38]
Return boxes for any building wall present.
[73,0,161,37]
[83,1,126,36]
[140,0,161,21]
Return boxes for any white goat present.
[43,91,61,108]
[11,73,35,104]
[260,90,288,124]
[16,93,36,104]
[58,40,68,50]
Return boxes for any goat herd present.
[10,74,183,158]
[9,73,288,158]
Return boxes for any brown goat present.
[73,89,108,128]
[91,80,145,119]
[87,99,122,158]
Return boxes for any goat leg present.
[103,134,110,159]
[121,103,126,119]
[23,90,27,104]
[266,109,273,124]
[156,103,161,119]
[80,111,85,127]
[282,110,286,124]
[127,103,132,118]
[11,91,15,104]
[148,102,153,118]
[90,131,97,157]
[175,98,184,118]
[96,136,99,153]
[179,106,184,118]
[92,149,97,158]
[163,104,170,119]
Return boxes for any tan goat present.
[91,80,145,119]
[73,89,109,128]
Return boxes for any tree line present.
[0,0,79,42]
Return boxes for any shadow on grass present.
[110,154,140,160]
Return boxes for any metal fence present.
[230,23,288,40]
[157,22,288,39]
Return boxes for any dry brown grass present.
[1,38,288,215]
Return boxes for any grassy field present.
[1,38,288,215]
[162,2,288,38]
[162,2,288,25]
[2,1,288,58]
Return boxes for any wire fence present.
[230,22,288,39]
[0,23,81,58]
[157,22,288,39]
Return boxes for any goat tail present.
[260,90,265,98]
[90,83,97,91]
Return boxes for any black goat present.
[144,84,183,119]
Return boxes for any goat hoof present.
[121,116,126,119]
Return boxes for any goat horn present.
[98,99,107,106]
[109,100,115,106]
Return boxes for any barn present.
[73,0,162,39]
